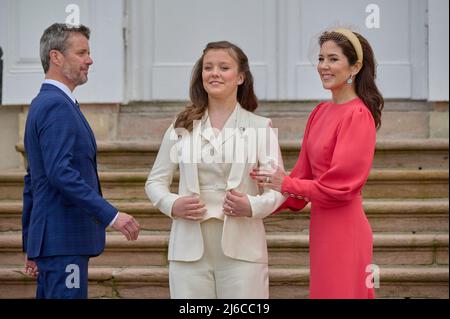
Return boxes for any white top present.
[198,105,239,221]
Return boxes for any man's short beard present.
[62,66,88,87]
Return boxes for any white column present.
[428,0,449,101]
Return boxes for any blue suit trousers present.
[35,255,89,299]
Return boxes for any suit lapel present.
[44,85,97,152]
[180,104,251,193]
[220,103,240,146]
[226,105,250,190]
[199,110,219,151]
[72,102,97,152]
[202,104,241,153]
[179,118,202,194]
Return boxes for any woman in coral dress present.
[251,29,384,299]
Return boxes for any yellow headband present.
[334,28,363,65]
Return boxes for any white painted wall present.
[126,0,278,101]
[296,0,428,100]
[0,0,124,104]
[1,0,448,103]
[428,0,449,101]
[284,0,426,100]
[126,0,432,101]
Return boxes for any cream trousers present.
[169,218,269,299]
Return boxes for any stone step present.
[15,138,449,171]
[110,100,448,141]
[1,232,447,267]
[1,199,448,233]
[280,139,449,171]
[267,199,450,234]
[0,265,447,299]
[1,169,447,201]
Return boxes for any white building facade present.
[0,0,448,104]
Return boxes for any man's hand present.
[112,212,140,241]
[24,254,39,278]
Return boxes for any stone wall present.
[1,100,448,169]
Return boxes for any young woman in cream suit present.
[145,41,285,299]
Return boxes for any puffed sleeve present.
[273,104,323,213]
[281,105,376,208]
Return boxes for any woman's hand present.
[172,195,207,221]
[223,189,252,217]
[250,161,286,192]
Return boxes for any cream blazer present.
[145,104,285,263]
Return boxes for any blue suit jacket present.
[22,84,117,258]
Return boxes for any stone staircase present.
[0,101,448,298]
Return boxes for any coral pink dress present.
[278,97,376,299]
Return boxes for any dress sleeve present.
[281,105,376,209]
[273,104,322,214]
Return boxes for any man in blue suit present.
[22,23,140,299]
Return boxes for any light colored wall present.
[1,0,447,103]
[428,0,450,101]
[0,0,124,105]
[127,0,430,101]
[0,105,21,169]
